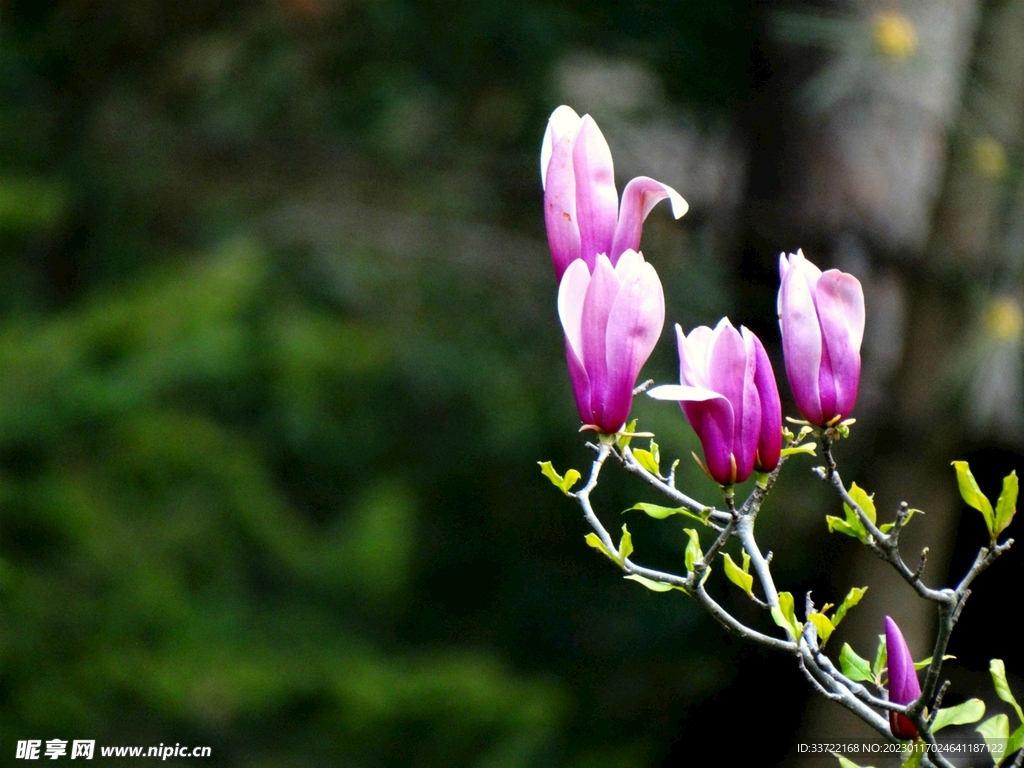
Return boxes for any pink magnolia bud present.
[648,319,782,485]
[541,105,688,281]
[558,251,665,435]
[885,616,922,740]
[777,250,865,426]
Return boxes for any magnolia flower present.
[648,318,782,486]
[558,250,664,434]
[541,105,688,281]
[777,250,865,426]
[885,616,921,740]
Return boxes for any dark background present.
[0,0,1022,765]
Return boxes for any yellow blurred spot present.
[986,297,1023,342]
[973,136,1008,179]
[873,12,917,60]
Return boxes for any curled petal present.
[648,384,725,402]
[610,176,689,261]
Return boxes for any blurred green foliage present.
[0,240,566,764]
[0,0,783,765]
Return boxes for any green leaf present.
[932,698,985,731]
[722,552,754,597]
[877,509,922,536]
[991,659,1024,724]
[831,586,868,628]
[780,443,817,457]
[633,445,660,476]
[807,612,835,646]
[1008,722,1024,759]
[626,503,710,526]
[584,533,614,561]
[995,471,1018,539]
[626,503,679,519]
[539,461,581,495]
[831,753,875,768]
[827,485,876,544]
[902,746,924,768]
[952,460,995,536]
[683,528,703,573]
[839,643,873,682]
[826,514,865,540]
[977,714,1011,767]
[845,482,877,527]
[872,635,887,680]
[624,574,684,593]
[618,525,633,566]
[849,483,877,524]
[617,419,638,449]
[912,655,954,671]
[770,591,801,639]
[561,470,582,493]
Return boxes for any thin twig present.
[618,445,730,523]
[736,514,780,607]
[928,681,951,728]
[887,500,911,544]
[571,442,616,553]
[797,640,894,740]
[820,437,950,603]
[693,579,796,653]
[915,548,929,580]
